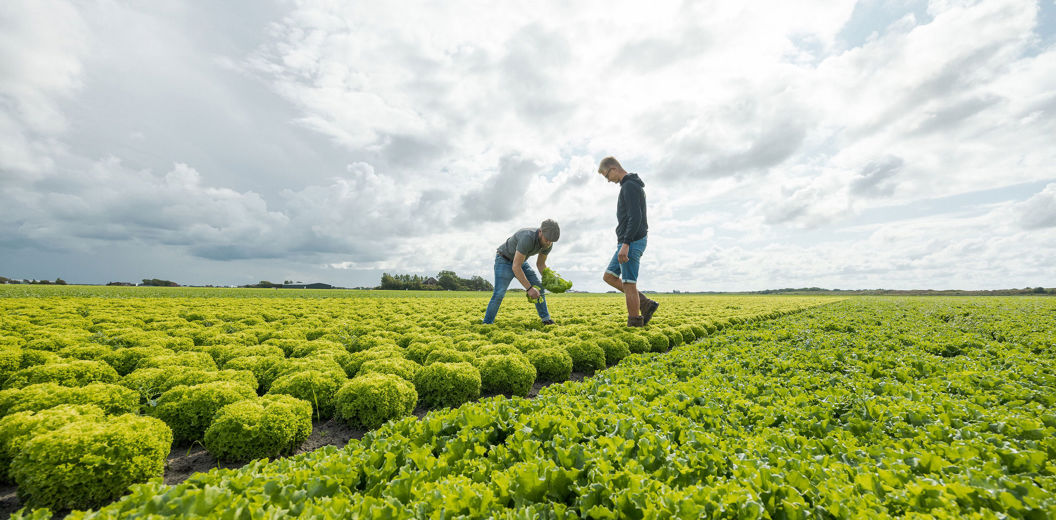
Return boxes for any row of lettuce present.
[0,293,833,511]
[12,296,1052,519]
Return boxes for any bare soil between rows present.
[0,372,589,519]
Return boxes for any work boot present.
[641,299,660,325]
[541,319,555,326]
[627,316,645,327]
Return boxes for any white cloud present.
[1018,183,1056,229]
[2,1,1054,290]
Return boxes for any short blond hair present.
[597,156,622,174]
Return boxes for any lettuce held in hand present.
[541,268,573,293]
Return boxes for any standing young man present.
[482,219,560,325]
[598,157,659,327]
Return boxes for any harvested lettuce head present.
[541,268,573,293]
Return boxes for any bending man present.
[482,219,560,325]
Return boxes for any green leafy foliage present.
[0,383,139,419]
[3,360,119,389]
[335,373,417,429]
[525,347,573,382]
[563,341,606,374]
[121,368,257,404]
[644,331,670,352]
[0,289,838,516]
[540,268,573,293]
[153,381,256,444]
[39,296,1056,520]
[477,354,537,397]
[100,346,175,376]
[413,362,481,409]
[267,369,344,420]
[221,355,284,393]
[424,348,475,365]
[595,338,630,366]
[0,404,106,483]
[618,333,651,354]
[203,394,312,462]
[11,413,171,511]
[356,357,422,382]
[136,351,218,371]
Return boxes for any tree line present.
[379,271,493,291]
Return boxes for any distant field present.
[2,290,1053,518]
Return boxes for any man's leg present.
[625,238,658,324]
[603,272,649,313]
[483,256,514,324]
[624,282,640,317]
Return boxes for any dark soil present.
[0,485,18,520]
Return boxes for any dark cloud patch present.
[611,30,712,73]
[456,155,540,225]
[851,155,903,197]
[633,101,697,146]
[911,94,1003,135]
[1018,184,1056,229]
[857,40,1018,138]
[764,200,810,226]
[372,133,447,170]
[658,118,808,180]
[499,24,574,122]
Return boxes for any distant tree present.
[378,271,491,291]
[1034,286,1047,294]
[55,278,67,285]
[437,270,460,291]
[465,275,493,292]
[141,278,179,287]
[0,276,9,284]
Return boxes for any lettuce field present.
[0,286,1053,518]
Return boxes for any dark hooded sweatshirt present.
[616,173,648,244]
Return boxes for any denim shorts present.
[605,236,647,284]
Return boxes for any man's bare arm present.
[513,251,541,300]
[512,251,531,289]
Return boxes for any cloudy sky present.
[2,0,1054,291]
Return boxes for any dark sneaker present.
[627,316,645,327]
[641,299,659,325]
[541,319,555,326]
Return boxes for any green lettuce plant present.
[3,360,119,390]
[153,381,256,444]
[478,354,536,397]
[335,373,417,429]
[11,413,171,511]
[526,348,573,382]
[357,357,422,382]
[203,394,312,462]
[0,404,106,482]
[267,369,344,420]
[563,341,606,374]
[540,268,573,293]
[413,362,481,409]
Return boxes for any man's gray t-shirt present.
[497,228,552,260]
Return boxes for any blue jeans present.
[483,254,550,324]
[605,236,647,284]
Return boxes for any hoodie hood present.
[621,173,644,188]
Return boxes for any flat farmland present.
[1,288,1053,518]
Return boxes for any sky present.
[1,0,1054,292]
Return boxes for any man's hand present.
[527,286,541,301]
[618,243,630,263]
